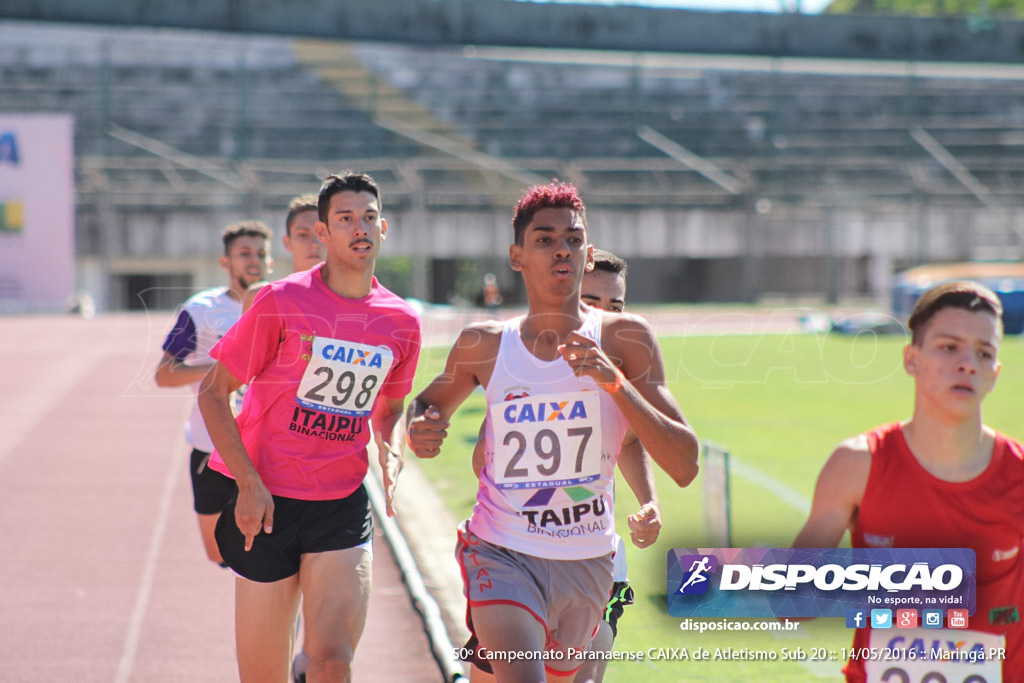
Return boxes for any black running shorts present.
[189,448,238,515]
[215,484,373,583]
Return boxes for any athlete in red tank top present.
[794,281,1024,682]
[847,423,1024,680]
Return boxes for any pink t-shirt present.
[208,265,421,500]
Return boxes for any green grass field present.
[410,325,1024,682]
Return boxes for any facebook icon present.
[845,609,867,629]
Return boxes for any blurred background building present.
[2,0,1024,311]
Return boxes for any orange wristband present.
[602,367,624,394]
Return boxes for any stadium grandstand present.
[2,1,1024,310]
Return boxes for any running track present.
[0,305,821,681]
[0,314,445,682]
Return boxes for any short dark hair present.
[511,181,586,246]
[318,171,382,223]
[222,220,271,254]
[591,248,627,277]
[907,280,1003,344]
[285,194,318,237]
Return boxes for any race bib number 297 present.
[490,391,602,490]
[296,337,394,417]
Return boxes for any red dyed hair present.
[511,181,587,245]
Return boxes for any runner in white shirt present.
[408,183,699,682]
[154,220,272,565]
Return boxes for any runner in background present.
[482,272,502,315]
[574,248,682,683]
[794,281,1024,682]
[243,193,325,312]
[154,220,273,565]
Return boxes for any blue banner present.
[667,548,976,618]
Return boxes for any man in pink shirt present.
[199,171,421,683]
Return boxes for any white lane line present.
[0,351,106,464]
[728,455,811,516]
[113,442,183,683]
[727,456,842,678]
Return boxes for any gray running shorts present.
[455,520,613,675]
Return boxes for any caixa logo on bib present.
[320,343,386,368]
[501,399,589,424]
[667,548,976,619]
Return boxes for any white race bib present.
[296,337,394,417]
[489,391,602,490]
[866,627,1004,683]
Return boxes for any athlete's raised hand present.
[558,330,624,393]
[627,502,661,549]
[406,404,450,458]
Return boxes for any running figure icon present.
[678,556,712,593]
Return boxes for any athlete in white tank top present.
[406,182,699,683]
[473,308,629,560]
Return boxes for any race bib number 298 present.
[490,391,602,490]
[296,337,394,417]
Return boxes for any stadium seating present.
[4,18,1024,306]
[5,20,1024,211]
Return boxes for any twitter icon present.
[871,609,893,629]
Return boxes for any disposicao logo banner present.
[667,548,976,618]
